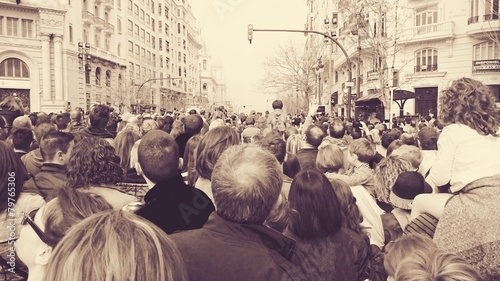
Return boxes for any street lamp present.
[315,57,325,104]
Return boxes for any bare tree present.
[259,40,326,113]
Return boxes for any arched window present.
[95,67,101,85]
[106,70,111,87]
[473,41,500,60]
[415,48,438,72]
[0,58,29,78]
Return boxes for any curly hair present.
[439,77,500,136]
[373,155,413,204]
[66,137,124,189]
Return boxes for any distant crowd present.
[0,76,499,281]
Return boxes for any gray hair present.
[211,144,283,224]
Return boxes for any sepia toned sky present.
[191,0,307,113]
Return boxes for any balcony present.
[367,70,379,82]
[82,11,94,24]
[414,64,438,72]
[94,16,106,30]
[466,15,500,39]
[400,21,455,44]
[104,22,114,33]
[103,0,114,9]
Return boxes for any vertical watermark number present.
[6,172,17,274]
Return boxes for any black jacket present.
[136,174,214,234]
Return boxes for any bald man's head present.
[305,125,326,148]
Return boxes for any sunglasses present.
[21,209,51,246]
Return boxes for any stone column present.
[53,35,63,101]
[41,34,51,100]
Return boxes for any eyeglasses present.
[21,209,51,246]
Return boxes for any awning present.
[393,90,420,100]
[355,93,383,103]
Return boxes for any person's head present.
[382,129,402,149]
[0,96,24,113]
[305,125,326,148]
[264,192,290,233]
[384,234,437,279]
[0,115,9,140]
[66,137,124,189]
[391,145,423,170]
[245,116,256,126]
[286,133,303,154]
[34,122,57,145]
[13,115,33,130]
[182,114,204,135]
[170,120,184,138]
[259,131,286,164]
[12,127,33,152]
[418,127,439,150]
[70,109,82,123]
[348,138,375,165]
[114,130,140,171]
[400,133,417,146]
[183,134,202,185]
[393,248,482,281]
[373,155,413,204]
[386,139,403,156]
[288,169,343,240]
[330,179,363,234]
[404,116,412,125]
[283,152,301,179]
[284,126,299,140]
[0,140,27,213]
[54,113,70,130]
[390,171,432,210]
[137,130,179,183]
[42,210,188,281]
[316,143,345,173]
[440,77,500,136]
[212,144,282,224]
[195,126,240,180]
[39,131,75,165]
[140,118,159,137]
[329,121,346,139]
[17,187,113,274]
[89,104,111,129]
[272,100,283,110]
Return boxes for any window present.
[0,58,29,78]
[203,83,207,91]
[141,47,145,58]
[177,8,180,17]
[165,7,169,19]
[106,70,111,87]
[21,19,33,38]
[158,3,162,15]
[160,55,163,67]
[129,62,134,78]
[69,25,73,42]
[177,22,181,33]
[473,41,500,60]
[105,37,110,51]
[140,9,145,21]
[7,18,18,36]
[203,60,206,70]
[152,54,156,66]
[484,0,500,20]
[159,20,162,31]
[117,18,122,34]
[178,66,182,77]
[117,43,121,56]
[183,39,186,50]
[146,15,150,25]
[128,0,132,11]
[136,64,140,80]
[94,31,100,48]
[159,40,163,51]
[146,32,150,43]
[165,23,169,35]
[166,57,170,69]
[183,54,186,63]
[165,40,169,52]
[140,28,145,41]
[178,52,181,62]
[85,65,90,84]
[415,5,438,33]
[117,0,121,9]
[415,48,438,72]
[95,67,101,85]
[152,36,155,48]
[151,0,155,13]
[135,44,140,55]
[128,20,133,34]
[134,4,139,17]
[151,19,155,31]
[469,0,479,23]
[128,41,133,54]
[134,24,139,37]
[0,16,3,35]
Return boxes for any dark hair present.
[66,137,124,189]
[386,139,403,156]
[195,126,240,180]
[330,179,363,234]
[272,100,283,110]
[440,77,500,136]
[183,114,204,135]
[55,113,70,130]
[305,125,326,148]
[12,128,33,151]
[39,131,74,161]
[89,104,111,129]
[329,121,346,139]
[400,133,417,146]
[259,131,286,163]
[245,116,256,126]
[138,130,179,183]
[381,129,402,149]
[28,112,38,127]
[288,170,343,240]
[162,115,174,133]
[0,140,27,213]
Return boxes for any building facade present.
[0,0,224,113]
[306,0,500,120]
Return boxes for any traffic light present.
[248,24,253,44]
[332,13,338,27]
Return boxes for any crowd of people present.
[0,76,498,280]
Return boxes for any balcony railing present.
[105,22,114,33]
[414,64,438,72]
[407,22,454,36]
[367,70,379,82]
[484,14,500,21]
[468,16,479,25]
[82,11,94,24]
[94,17,106,29]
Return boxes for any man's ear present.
[35,245,52,266]
[135,162,143,176]
[178,158,184,171]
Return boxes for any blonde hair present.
[395,249,482,281]
[348,138,376,163]
[391,145,423,169]
[316,143,345,173]
[43,210,187,281]
[373,155,413,203]
[384,234,437,278]
[286,133,303,154]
